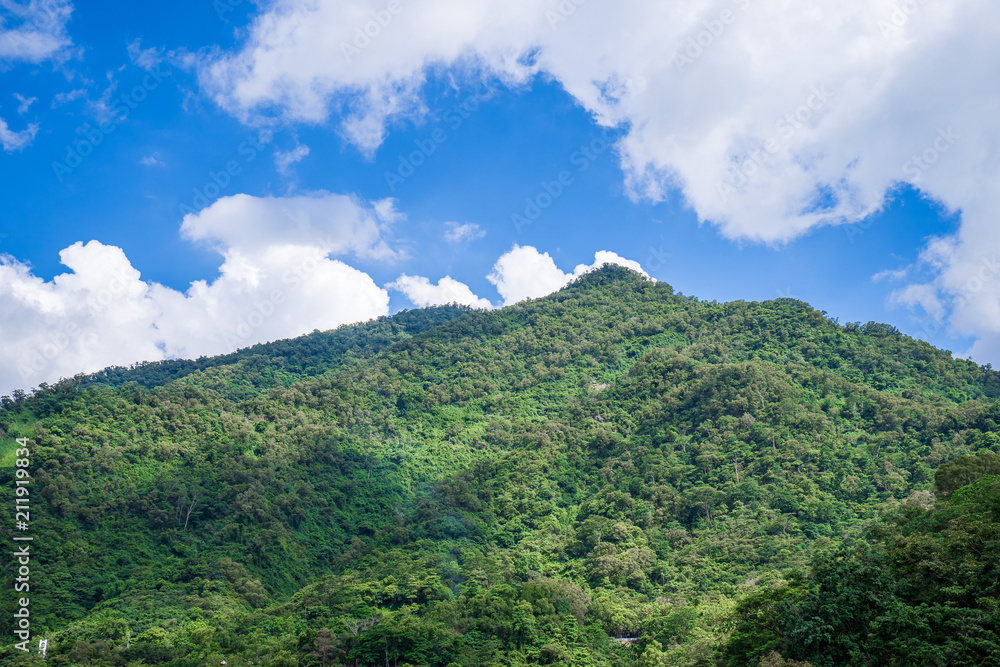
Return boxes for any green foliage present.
[933,449,1000,497]
[3,265,1000,665]
[770,460,1000,666]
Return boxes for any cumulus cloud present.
[200,0,542,154]
[179,191,400,260]
[199,0,998,241]
[444,222,485,244]
[0,192,403,395]
[487,245,572,306]
[0,0,74,63]
[487,245,648,306]
[201,0,1000,363]
[387,274,493,309]
[0,117,38,151]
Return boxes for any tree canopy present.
[2,265,999,666]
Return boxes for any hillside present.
[2,265,1000,666]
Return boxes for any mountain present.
[2,265,999,666]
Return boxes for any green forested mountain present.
[3,265,1000,666]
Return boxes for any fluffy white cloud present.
[444,222,485,244]
[387,274,493,309]
[487,245,572,306]
[202,0,1000,363]
[201,0,538,153]
[0,117,38,151]
[0,0,74,63]
[199,0,1000,240]
[0,192,401,395]
[587,251,648,279]
[487,245,648,306]
[180,191,400,259]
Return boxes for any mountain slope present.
[2,265,999,666]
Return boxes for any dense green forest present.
[2,265,1000,666]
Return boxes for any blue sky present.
[1,0,997,394]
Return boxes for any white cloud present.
[888,283,945,323]
[0,0,74,63]
[200,0,537,154]
[180,191,400,260]
[444,222,485,244]
[200,0,997,243]
[139,152,163,167]
[872,267,910,283]
[0,117,38,151]
[51,88,85,107]
[389,246,647,311]
[274,142,310,174]
[584,251,648,279]
[913,239,1000,361]
[387,274,493,309]
[13,93,36,114]
[487,244,648,306]
[84,72,123,125]
[202,0,1000,364]
[372,197,405,224]
[487,245,571,306]
[126,38,163,70]
[0,192,404,395]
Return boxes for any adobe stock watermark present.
[645,240,673,272]
[878,0,931,38]
[51,64,173,183]
[512,127,617,232]
[902,126,959,182]
[717,85,835,203]
[11,435,34,653]
[672,0,753,73]
[846,126,959,243]
[383,83,498,192]
[178,128,276,217]
[547,0,588,29]
[341,0,404,62]
[953,254,1000,310]
[213,0,245,21]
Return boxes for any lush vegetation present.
[2,265,999,666]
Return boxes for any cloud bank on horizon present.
[0,188,643,393]
[202,0,1000,362]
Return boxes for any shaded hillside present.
[2,265,999,666]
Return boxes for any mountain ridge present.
[2,264,999,666]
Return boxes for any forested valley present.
[3,265,999,666]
